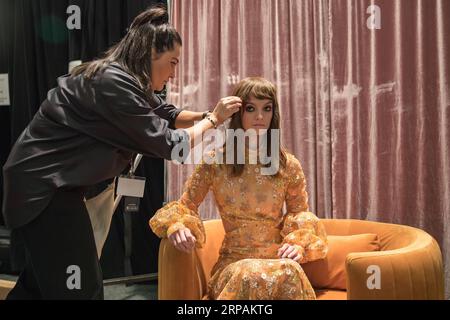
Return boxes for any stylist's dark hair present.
[71,4,182,94]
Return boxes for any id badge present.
[117,175,146,198]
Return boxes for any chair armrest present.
[157,239,204,300]
[345,237,444,300]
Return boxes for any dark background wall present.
[0,0,167,278]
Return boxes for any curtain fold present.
[168,0,450,298]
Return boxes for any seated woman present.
[150,77,328,300]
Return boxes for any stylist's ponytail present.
[71,4,181,94]
[129,4,168,28]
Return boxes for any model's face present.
[241,96,274,133]
[151,43,181,91]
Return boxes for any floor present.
[0,273,158,300]
[104,282,157,300]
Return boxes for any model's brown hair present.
[223,77,287,176]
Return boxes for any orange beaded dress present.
[150,152,328,300]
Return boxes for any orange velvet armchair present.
[157,219,445,300]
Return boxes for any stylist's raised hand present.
[168,228,197,253]
[212,96,242,125]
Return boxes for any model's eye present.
[264,105,273,112]
[245,105,255,112]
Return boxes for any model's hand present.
[211,96,242,125]
[168,228,196,253]
[277,244,302,262]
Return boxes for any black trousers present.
[6,188,103,299]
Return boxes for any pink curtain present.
[167,0,450,298]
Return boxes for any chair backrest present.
[321,219,425,251]
[196,218,439,284]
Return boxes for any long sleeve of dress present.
[149,161,214,247]
[280,156,328,263]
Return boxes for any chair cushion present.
[302,233,380,290]
[315,289,347,300]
